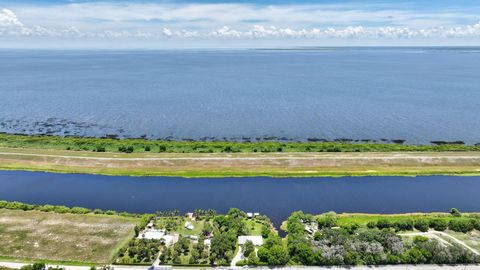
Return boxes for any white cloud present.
[1,7,480,41]
[0,8,29,35]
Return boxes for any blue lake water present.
[1,171,480,227]
[1,48,480,143]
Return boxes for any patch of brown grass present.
[0,209,137,263]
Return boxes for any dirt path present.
[1,147,480,177]
[399,231,479,255]
[2,149,480,161]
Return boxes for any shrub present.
[472,219,480,230]
[53,206,71,213]
[118,146,134,153]
[429,219,448,231]
[243,240,255,257]
[20,263,46,270]
[393,219,414,231]
[414,219,429,232]
[105,210,117,215]
[70,207,91,214]
[367,221,376,229]
[376,219,392,229]
[449,219,474,233]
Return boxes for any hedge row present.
[0,200,141,218]
[368,217,480,233]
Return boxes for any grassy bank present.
[2,162,480,177]
[1,133,479,153]
[1,134,480,177]
[1,147,480,177]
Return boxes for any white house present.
[238,235,263,246]
[185,221,194,230]
[139,229,165,240]
[204,239,211,246]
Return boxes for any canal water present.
[1,170,479,227]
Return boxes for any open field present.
[335,212,480,226]
[0,209,138,264]
[1,147,480,177]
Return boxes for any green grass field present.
[335,213,480,226]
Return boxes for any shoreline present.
[1,201,480,268]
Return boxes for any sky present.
[1,0,480,48]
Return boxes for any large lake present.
[1,48,480,143]
[1,171,480,227]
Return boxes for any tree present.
[21,263,46,270]
[210,231,237,264]
[202,222,213,236]
[261,224,271,238]
[243,240,255,257]
[173,255,182,264]
[450,208,462,217]
[317,212,337,228]
[247,252,260,265]
[267,245,290,265]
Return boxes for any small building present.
[148,265,172,270]
[204,239,211,246]
[304,225,315,234]
[238,235,263,246]
[161,234,178,246]
[139,229,178,247]
[185,221,194,230]
[146,221,155,229]
[246,212,253,219]
[139,229,165,240]
[186,235,199,241]
[254,212,260,217]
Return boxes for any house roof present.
[238,235,263,246]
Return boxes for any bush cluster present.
[0,200,140,218]
[367,217,479,233]
[286,212,479,266]
[2,133,480,154]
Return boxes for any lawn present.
[155,217,208,236]
[0,209,138,264]
[335,213,477,226]
[243,219,265,236]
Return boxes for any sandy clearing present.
[399,231,480,255]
